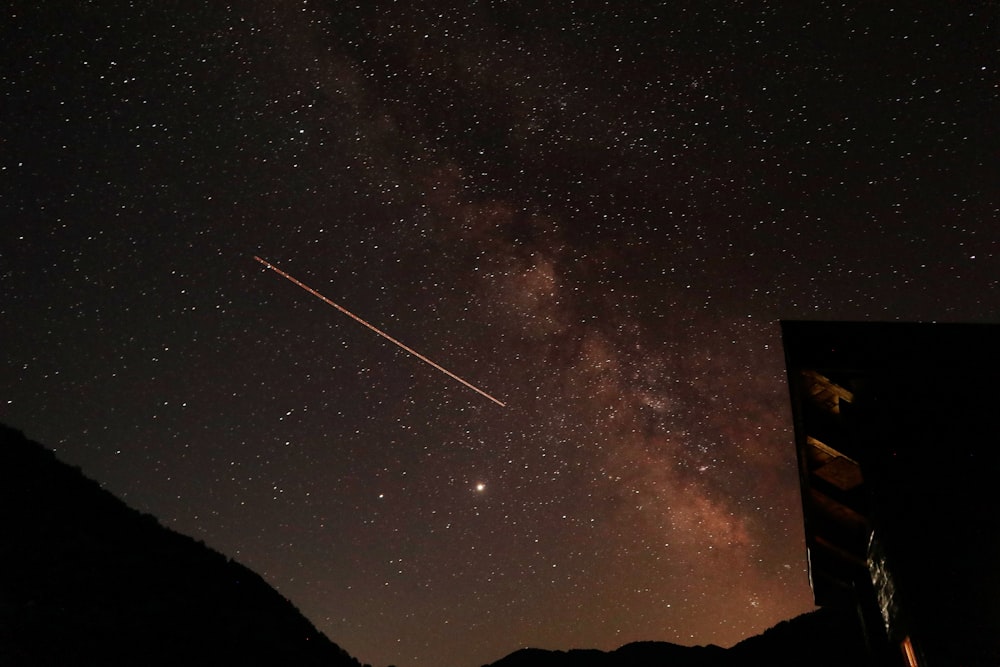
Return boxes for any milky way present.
[3,3,997,667]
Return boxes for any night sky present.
[2,3,998,667]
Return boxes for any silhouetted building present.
[782,321,1000,667]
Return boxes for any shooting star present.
[253,256,506,407]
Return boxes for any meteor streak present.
[253,256,506,407]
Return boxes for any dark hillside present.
[0,424,362,667]
[1,422,870,667]
[728,605,871,666]
[482,642,726,667]
[481,607,869,667]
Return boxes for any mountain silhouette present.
[2,423,870,667]
[0,424,363,667]
[482,642,726,667]
[481,607,869,667]
[726,605,873,666]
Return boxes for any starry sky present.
[2,3,998,667]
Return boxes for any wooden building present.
[782,321,1000,667]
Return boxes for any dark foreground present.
[2,424,867,667]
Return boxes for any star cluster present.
[2,3,997,667]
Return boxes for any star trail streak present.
[253,256,506,407]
